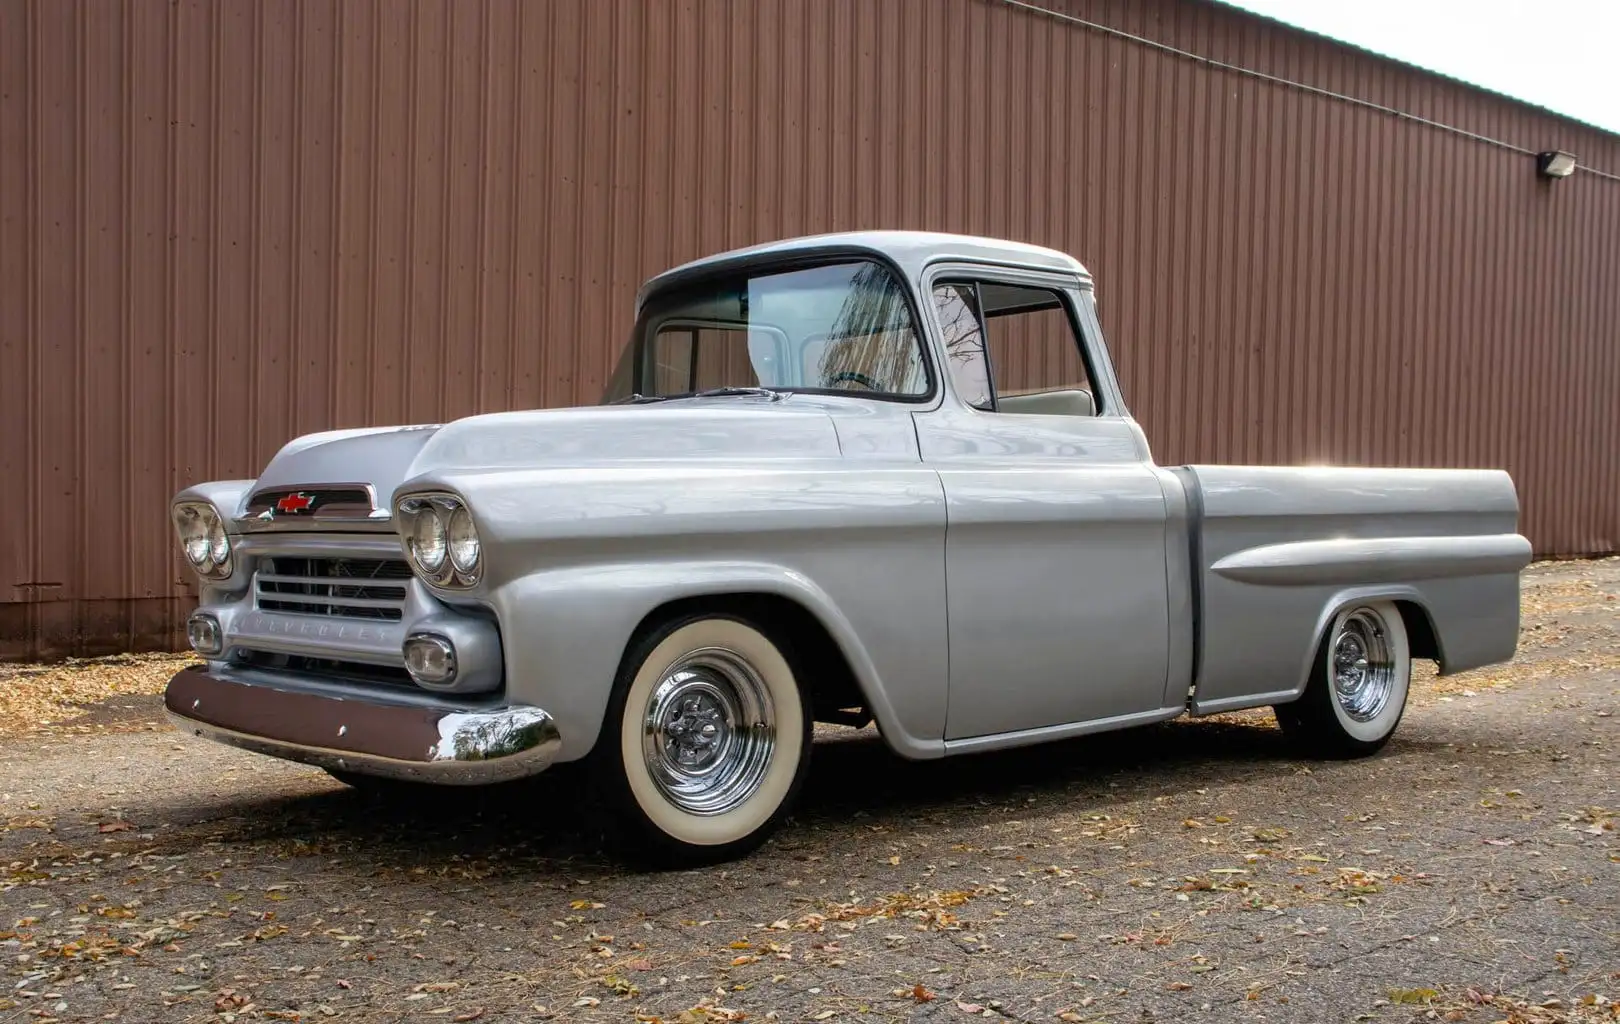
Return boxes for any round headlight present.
[178,507,210,566]
[412,507,448,574]
[448,506,479,575]
[207,511,230,565]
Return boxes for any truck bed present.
[1168,465,1532,715]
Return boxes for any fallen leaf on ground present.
[602,974,639,996]
[1389,988,1439,1004]
[0,652,193,738]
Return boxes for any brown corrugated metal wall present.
[4,0,1618,660]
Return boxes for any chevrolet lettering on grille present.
[240,612,399,646]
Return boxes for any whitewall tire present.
[1274,599,1412,757]
[594,612,811,865]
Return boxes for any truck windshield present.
[601,259,931,403]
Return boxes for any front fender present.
[173,480,257,520]
[172,480,258,595]
[486,560,948,763]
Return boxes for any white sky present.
[1218,0,1620,136]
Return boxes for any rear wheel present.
[592,612,812,866]
[1274,600,1411,757]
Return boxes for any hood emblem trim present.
[275,492,316,515]
[239,483,388,531]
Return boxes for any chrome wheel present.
[1330,608,1396,722]
[1274,599,1410,759]
[641,647,776,816]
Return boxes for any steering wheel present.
[826,370,879,390]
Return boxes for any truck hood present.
[412,399,844,474]
[249,398,846,518]
[249,423,445,515]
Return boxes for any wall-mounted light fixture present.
[1535,150,1577,179]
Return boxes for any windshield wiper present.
[689,386,788,402]
[611,386,788,405]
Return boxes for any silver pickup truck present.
[165,231,1531,864]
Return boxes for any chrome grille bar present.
[255,556,412,622]
[253,590,403,610]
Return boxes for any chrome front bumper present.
[163,664,561,785]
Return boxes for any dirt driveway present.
[3,560,1617,1024]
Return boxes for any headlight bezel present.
[396,492,482,588]
[172,501,234,581]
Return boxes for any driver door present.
[914,267,1174,742]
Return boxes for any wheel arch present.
[622,592,871,729]
[1393,598,1441,664]
[488,560,937,764]
[1284,586,1436,703]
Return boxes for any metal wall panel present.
[3,0,1619,659]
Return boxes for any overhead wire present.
[997,0,1620,184]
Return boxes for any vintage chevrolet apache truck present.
[164,231,1531,863]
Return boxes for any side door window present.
[933,283,994,410]
[931,280,1101,417]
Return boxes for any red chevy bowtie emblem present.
[275,492,315,514]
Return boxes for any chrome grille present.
[255,557,412,621]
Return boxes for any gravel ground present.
[2,559,1616,1024]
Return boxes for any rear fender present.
[1195,584,1433,715]
[1180,465,1528,716]
[1190,570,1522,716]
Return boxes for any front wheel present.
[1274,600,1411,758]
[592,612,812,866]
